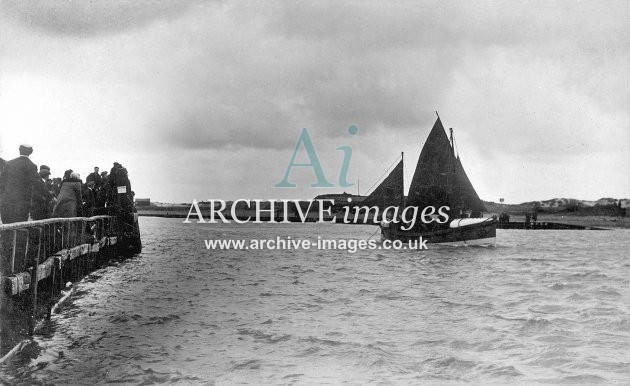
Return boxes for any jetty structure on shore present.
[0,189,142,359]
[136,199,623,230]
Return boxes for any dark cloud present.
[144,3,468,151]
[143,0,628,154]
[1,0,627,202]
[1,0,204,37]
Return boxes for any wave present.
[229,359,262,371]
[237,328,292,344]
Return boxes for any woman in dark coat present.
[53,172,83,217]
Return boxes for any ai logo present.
[275,125,359,188]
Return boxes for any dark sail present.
[406,117,454,209]
[379,114,497,246]
[360,159,404,210]
[406,116,486,216]
[451,155,487,213]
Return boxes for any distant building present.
[135,198,151,207]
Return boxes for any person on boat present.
[31,166,56,220]
[380,212,393,228]
[0,145,41,224]
[454,200,465,219]
[52,172,83,218]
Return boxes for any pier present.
[0,214,141,359]
[496,214,615,230]
[497,221,608,230]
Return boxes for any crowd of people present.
[0,144,134,225]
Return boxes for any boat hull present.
[380,217,497,247]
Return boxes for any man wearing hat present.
[0,145,42,223]
[31,165,55,220]
[41,165,55,192]
[86,166,101,188]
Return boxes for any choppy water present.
[1,217,629,384]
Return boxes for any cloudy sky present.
[1,0,628,204]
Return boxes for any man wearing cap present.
[0,145,42,223]
[31,165,55,220]
[86,166,101,187]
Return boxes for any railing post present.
[10,230,17,274]
[59,222,65,292]
[81,220,86,277]
[23,229,30,275]
[29,227,42,336]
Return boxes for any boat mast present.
[401,151,405,207]
[448,127,456,211]
[401,150,404,188]
[450,127,456,170]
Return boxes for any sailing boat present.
[366,114,497,246]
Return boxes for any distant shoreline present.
[136,206,630,229]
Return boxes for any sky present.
[0,0,628,204]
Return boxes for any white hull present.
[432,236,496,247]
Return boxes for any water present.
[1,217,629,384]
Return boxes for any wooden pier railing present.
[0,215,141,356]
